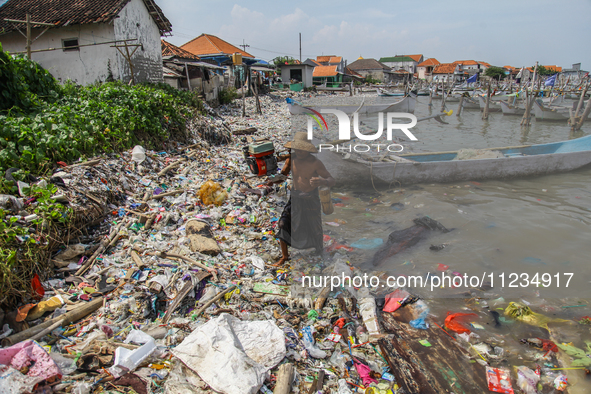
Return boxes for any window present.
[62,38,79,52]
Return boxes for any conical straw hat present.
[284,132,317,153]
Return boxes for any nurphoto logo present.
[303,107,418,153]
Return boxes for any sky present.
[157,0,591,69]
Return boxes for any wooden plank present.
[379,308,489,394]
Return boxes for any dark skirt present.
[277,189,323,252]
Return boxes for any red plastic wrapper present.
[486,366,514,394]
[444,312,477,334]
[383,289,410,313]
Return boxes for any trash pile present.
[0,93,588,394]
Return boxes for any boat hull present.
[318,135,591,186]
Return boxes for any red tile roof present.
[162,40,200,60]
[328,56,342,64]
[345,67,362,77]
[433,63,458,74]
[454,60,479,66]
[544,65,562,72]
[181,34,254,58]
[313,65,339,77]
[0,0,172,35]
[418,58,440,67]
[316,55,333,63]
[406,54,423,63]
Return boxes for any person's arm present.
[281,156,292,176]
[310,159,336,188]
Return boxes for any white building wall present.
[113,0,164,83]
[0,23,119,85]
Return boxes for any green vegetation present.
[0,182,73,306]
[484,66,507,80]
[0,43,204,175]
[534,65,557,76]
[218,87,238,105]
[272,56,298,67]
[364,75,382,84]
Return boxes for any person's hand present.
[310,177,326,188]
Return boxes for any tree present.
[534,65,556,76]
[484,66,506,80]
[272,56,298,67]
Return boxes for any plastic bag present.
[554,375,567,391]
[338,379,353,394]
[444,312,477,334]
[199,180,228,206]
[302,326,327,359]
[505,302,571,328]
[515,366,539,394]
[351,238,384,249]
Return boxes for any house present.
[303,58,321,68]
[453,60,489,75]
[280,63,314,88]
[379,54,423,74]
[432,62,462,82]
[0,0,172,85]
[162,39,228,101]
[417,58,440,81]
[315,55,345,73]
[563,63,589,82]
[180,33,254,65]
[347,57,393,83]
[312,65,342,87]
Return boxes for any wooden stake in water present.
[457,94,464,117]
[482,84,491,120]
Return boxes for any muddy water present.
[311,94,591,391]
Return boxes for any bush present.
[218,87,238,105]
[0,43,61,113]
[0,45,204,175]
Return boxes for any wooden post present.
[26,13,31,59]
[482,84,491,120]
[428,83,434,107]
[574,95,591,131]
[457,94,464,117]
[521,62,538,127]
[253,71,262,114]
[242,66,246,117]
[273,363,294,394]
[574,81,588,120]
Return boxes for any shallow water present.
[307,94,591,390]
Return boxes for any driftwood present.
[314,287,330,310]
[75,220,129,276]
[67,159,102,168]
[232,127,257,136]
[152,251,217,279]
[151,189,185,200]
[158,158,186,177]
[2,297,104,346]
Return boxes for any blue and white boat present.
[318,134,591,185]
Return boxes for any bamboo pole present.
[456,95,464,117]
[2,297,104,346]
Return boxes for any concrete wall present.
[114,0,163,83]
[280,65,313,87]
[383,60,416,73]
[0,23,118,85]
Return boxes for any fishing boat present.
[477,96,502,112]
[499,100,526,116]
[317,134,591,186]
[377,88,405,97]
[533,100,590,121]
[287,95,416,115]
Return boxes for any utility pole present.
[299,33,301,63]
[240,39,250,53]
[3,13,56,58]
